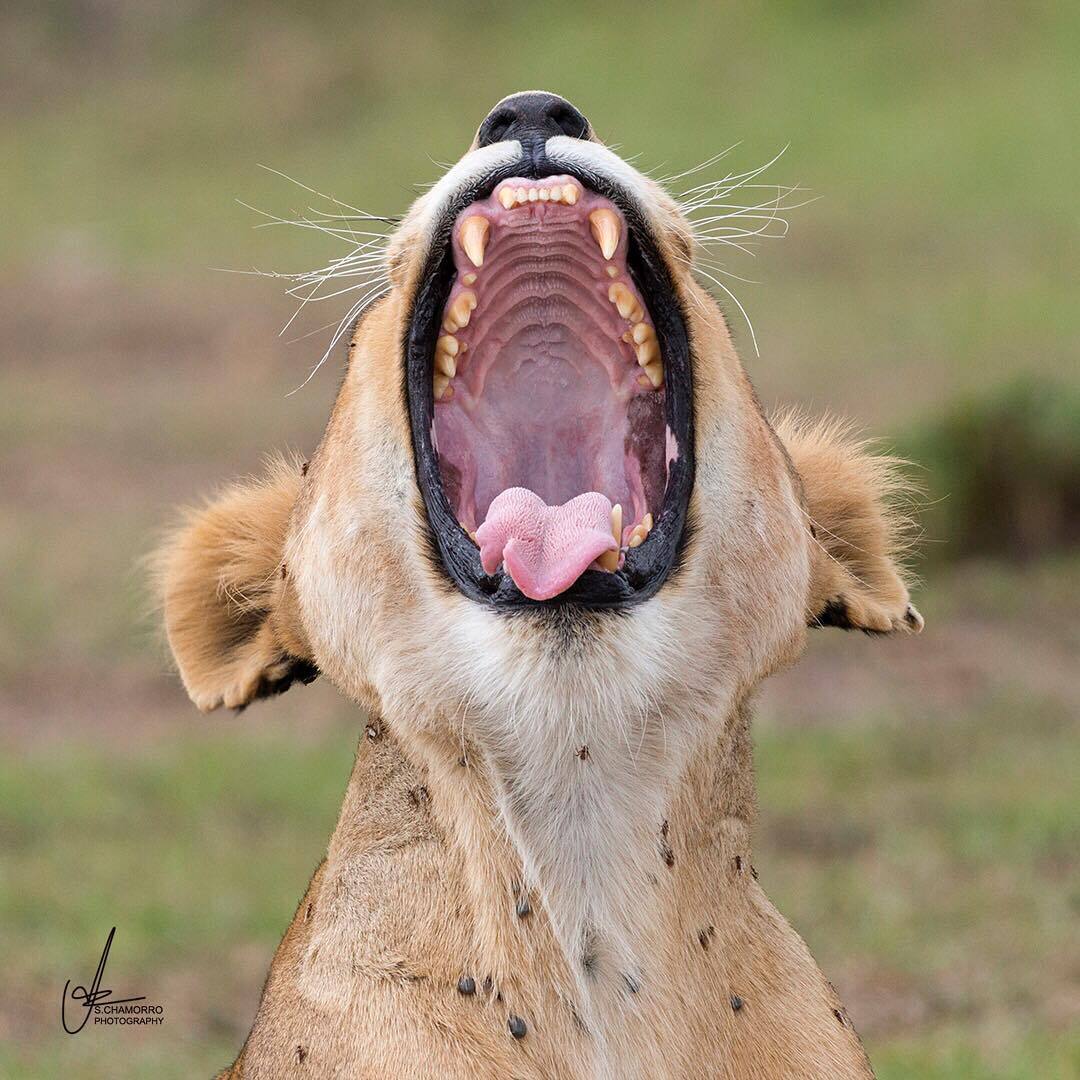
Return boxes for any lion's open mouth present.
[407,164,694,608]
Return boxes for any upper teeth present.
[435,334,459,390]
[438,188,664,404]
[633,325,660,368]
[606,282,663,389]
[497,181,581,210]
[443,289,477,334]
[460,216,490,267]
[589,209,620,260]
[608,282,644,324]
[435,350,456,378]
[638,362,664,390]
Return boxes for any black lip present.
[404,154,695,610]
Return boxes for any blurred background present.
[1,2,1077,1076]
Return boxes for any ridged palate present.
[432,175,666,552]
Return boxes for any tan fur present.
[156,107,922,1078]
[153,456,314,713]
[775,414,923,634]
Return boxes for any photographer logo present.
[61,927,165,1034]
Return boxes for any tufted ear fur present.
[153,456,318,712]
[774,414,924,636]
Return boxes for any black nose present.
[476,92,591,157]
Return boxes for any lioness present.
[158,92,922,1078]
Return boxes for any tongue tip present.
[504,533,616,600]
[475,487,618,600]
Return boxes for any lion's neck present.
[385,693,756,1075]
[296,691,872,1079]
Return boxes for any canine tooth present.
[635,337,660,367]
[589,209,620,260]
[632,322,655,345]
[643,513,654,532]
[643,360,664,388]
[563,184,579,205]
[436,334,459,357]
[460,216,490,267]
[597,504,622,572]
[597,549,619,572]
[499,188,516,210]
[435,350,456,377]
[608,282,643,322]
[434,373,450,399]
[463,272,477,285]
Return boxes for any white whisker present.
[220,174,396,373]
[255,163,368,217]
[693,264,761,356]
[286,282,392,396]
[695,259,760,286]
[653,144,808,356]
[653,144,742,186]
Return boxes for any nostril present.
[547,102,589,139]
[483,108,516,144]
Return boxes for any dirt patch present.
[0,661,356,751]
[761,560,1080,728]
[833,961,945,1038]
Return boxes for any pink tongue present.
[476,488,616,601]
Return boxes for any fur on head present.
[155,91,922,1034]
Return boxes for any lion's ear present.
[153,457,318,712]
[775,414,924,636]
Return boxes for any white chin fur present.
[432,589,728,1074]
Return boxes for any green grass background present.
[1,2,1077,1076]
